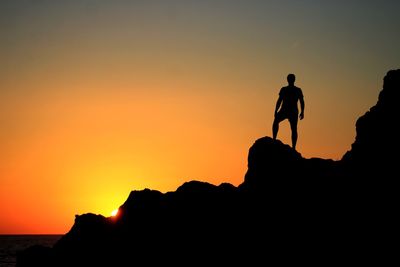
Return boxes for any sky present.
[0,0,399,234]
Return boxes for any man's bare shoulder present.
[279,86,289,92]
[295,86,304,97]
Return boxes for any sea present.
[0,235,62,267]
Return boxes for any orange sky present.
[1,1,399,234]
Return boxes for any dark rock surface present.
[342,69,400,175]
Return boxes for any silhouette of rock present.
[17,69,399,266]
[342,69,400,176]
[29,181,242,266]
[239,137,338,197]
[243,137,303,187]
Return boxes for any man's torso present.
[279,85,303,114]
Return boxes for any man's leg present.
[273,113,284,140]
[289,116,299,149]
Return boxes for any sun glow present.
[111,209,119,217]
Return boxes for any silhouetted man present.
[272,73,305,150]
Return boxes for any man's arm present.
[275,95,283,117]
[299,96,305,120]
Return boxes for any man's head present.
[287,73,296,85]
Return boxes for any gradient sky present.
[1,0,399,234]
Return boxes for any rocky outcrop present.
[240,137,338,191]
[343,69,400,174]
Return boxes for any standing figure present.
[272,73,305,150]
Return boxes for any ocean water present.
[0,235,62,267]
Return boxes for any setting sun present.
[111,209,119,217]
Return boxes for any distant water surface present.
[0,235,62,267]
